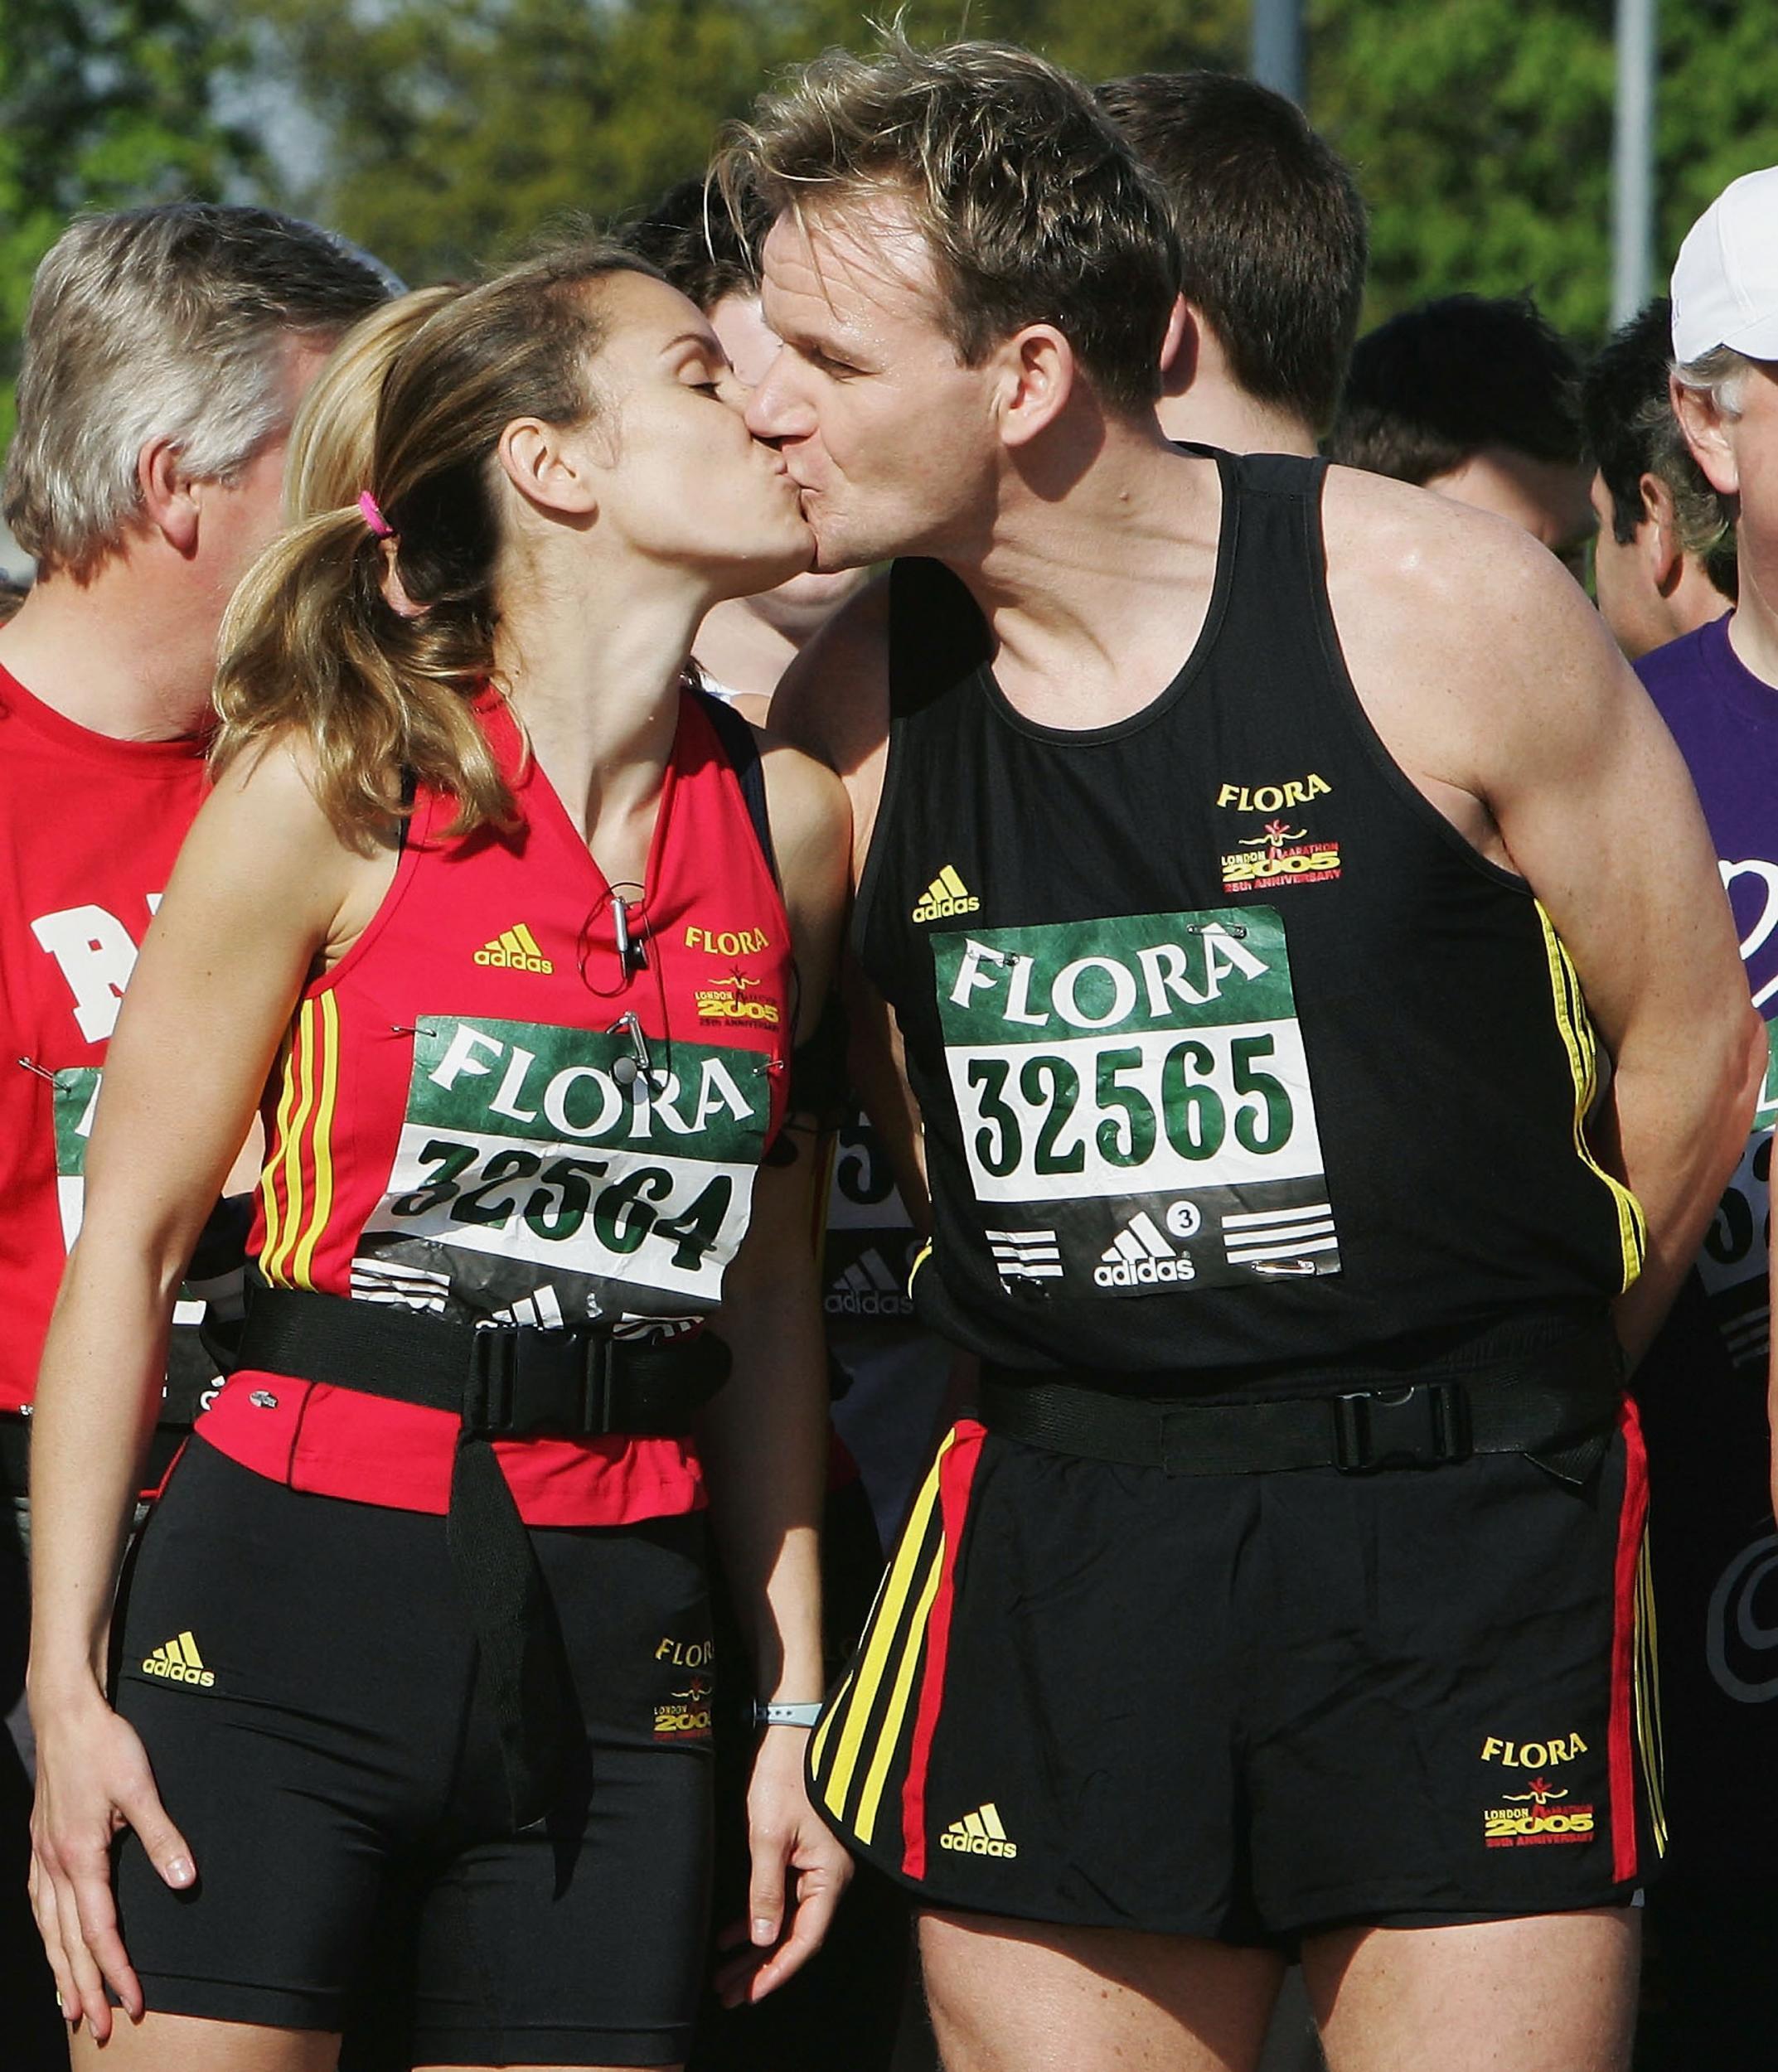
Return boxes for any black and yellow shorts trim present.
[810,1406,1664,1944]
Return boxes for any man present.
[727,36,1761,2072]
[1580,298,1735,659]
[1097,70,1368,457]
[1329,292,1596,575]
[1619,166,1778,2072]
[0,202,388,2062]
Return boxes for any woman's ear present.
[497,418,599,519]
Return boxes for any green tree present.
[1314,0,1778,344]
[240,0,1246,288]
[0,0,260,455]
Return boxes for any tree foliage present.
[0,0,259,452]
[7,0,1778,482]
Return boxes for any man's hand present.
[715,1724,853,2007]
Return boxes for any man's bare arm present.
[1327,470,1764,1362]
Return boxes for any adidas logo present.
[912,866,980,923]
[940,1802,1017,1859]
[1094,1210,1194,1289]
[475,922,553,974]
[826,1249,914,1318]
[141,1631,214,1688]
[486,1285,564,1328]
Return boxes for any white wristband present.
[751,1699,824,1729]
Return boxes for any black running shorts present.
[810,1405,1661,1944]
[112,1439,715,2065]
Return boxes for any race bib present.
[934,908,1340,1295]
[1696,1019,1778,1374]
[356,1014,772,1325]
[824,1110,918,1323]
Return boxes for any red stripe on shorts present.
[901,1420,986,1881]
[1607,1397,1649,1884]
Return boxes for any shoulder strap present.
[888,556,992,719]
[689,681,779,889]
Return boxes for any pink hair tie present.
[357,490,395,540]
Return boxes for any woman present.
[27,241,851,2072]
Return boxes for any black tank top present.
[855,450,1644,1389]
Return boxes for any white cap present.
[1672,167,1778,365]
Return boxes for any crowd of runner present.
[0,31,1774,2072]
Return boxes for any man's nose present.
[744,346,809,443]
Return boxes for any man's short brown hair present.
[720,33,1180,419]
[1097,71,1368,437]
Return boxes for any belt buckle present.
[467,1327,612,1438]
[1332,1381,1468,1472]
[465,1326,519,1436]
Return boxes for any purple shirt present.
[1633,615,1778,1877]
[1639,614,1778,1015]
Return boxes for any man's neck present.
[693,597,801,703]
[1726,545,1778,689]
[947,421,1225,731]
[1155,385,1318,460]
[0,564,218,740]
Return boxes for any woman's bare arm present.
[27,742,374,2036]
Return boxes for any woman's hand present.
[28,1682,195,2042]
[715,1723,854,2007]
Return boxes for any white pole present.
[1611,0,1658,326]
[1251,0,1305,105]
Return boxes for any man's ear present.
[993,325,1077,449]
[1158,295,1199,399]
[497,417,599,518]
[136,438,201,557]
[1639,472,1685,596]
[1671,373,1740,497]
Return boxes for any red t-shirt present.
[0,667,211,1415]
[196,690,792,1527]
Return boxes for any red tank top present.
[0,667,212,1415]
[196,689,792,1525]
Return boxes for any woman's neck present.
[493,559,705,878]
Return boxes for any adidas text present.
[913,867,980,924]
[941,1803,1017,1859]
[141,1633,214,1688]
[1094,1254,1192,1288]
[475,922,553,974]
[825,1288,914,1318]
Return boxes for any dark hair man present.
[1581,297,1735,660]
[1612,167,1778,2071]
[1330,292,1596,574]
[1097,70,1368,456]
[0,202,387,2064]
[728,33,1761,2072]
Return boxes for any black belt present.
[979,1335,1623,1483]
[235,1279,730,1828]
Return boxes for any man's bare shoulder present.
[1320,462,1630,787]
[1320,462,1602,661]
[768,570,892,780]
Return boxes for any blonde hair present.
[2,204,387,577]
[212,243,657,851]
[719,32,1179,418]
[284,286,464,522]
